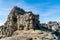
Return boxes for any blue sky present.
[0,0,60,25]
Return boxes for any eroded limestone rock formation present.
[0,6,58,40]
[0,6,40,37]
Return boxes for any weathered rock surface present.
[0,6,40,37]
[0,6,58,40]
[0,30,57,40]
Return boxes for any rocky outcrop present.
[0,6,59,40]
[0,6,40,38]
[41,21,60,32]
[5,6,40,31]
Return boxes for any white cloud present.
[0,8,10,26]
[0,8,10,16]
[0,0,60,24]
[15,0,41,14]
[0,22,4,26]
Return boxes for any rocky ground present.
[0,29,58,40]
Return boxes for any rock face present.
[5,7,39,30]
[41,21,60,32]
[5,6,40,31]
[0,6,40,37]
[0,6,58,40]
